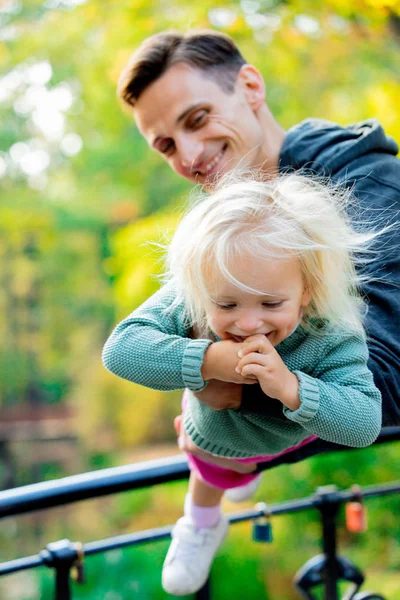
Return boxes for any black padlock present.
[252,502,273,543]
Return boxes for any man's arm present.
[193,379,244,411]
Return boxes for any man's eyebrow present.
[151,103,205,148]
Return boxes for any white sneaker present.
[162,515,229,596]
[224,474,263,503]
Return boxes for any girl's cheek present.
[208,314,229,336]
[206,314,219,330]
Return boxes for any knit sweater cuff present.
[182,339,213,391]
[282,371,320,424]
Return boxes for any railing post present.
[54,564,72,600]
[39,539,79,600]
[315,486,341,600]
[196,577,211,600]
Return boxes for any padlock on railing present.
[252,502,273,543]
[71,541,85,584]
[345,484,368,533]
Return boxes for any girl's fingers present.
[240,363,266,378]
[242,376,259,383]
[238,335,274,357]
[236,352,269,371]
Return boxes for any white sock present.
[184,493,222,531]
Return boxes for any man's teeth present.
[205,149,224,173]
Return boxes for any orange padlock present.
[345,485,367,533]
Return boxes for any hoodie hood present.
[279,118,399,177]
[279,118,400,428]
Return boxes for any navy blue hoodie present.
[279,119,400,426]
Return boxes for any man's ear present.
[237,64,266,110]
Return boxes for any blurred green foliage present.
[0,0,400,598]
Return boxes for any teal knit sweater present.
[102,283,382,457]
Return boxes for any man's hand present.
[236,334,301,411]
[201,340,258,384]
[194,379,243,411]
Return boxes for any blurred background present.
[0,0,399,598]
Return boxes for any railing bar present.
[2,428,399,520]
[227,480,400,522]
[0,555,43,575]
[0,456,190,519]
[84,525,173,556]
[1,478,400,577]
[349,480,400,499]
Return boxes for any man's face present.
[133,63,266,188]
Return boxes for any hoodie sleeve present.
[282,332,382,447]
[102,282,212,392]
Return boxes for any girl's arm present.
[102,283,253,394]
[237,331,382,448]
[102,282,212,392]
[283,334,382,447]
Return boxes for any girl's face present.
[205,254,311,347]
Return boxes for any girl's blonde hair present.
[165,172,380,336]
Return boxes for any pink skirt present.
[182,390,317,490]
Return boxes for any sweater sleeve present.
[282,332,382,447]
[102,282,212,392]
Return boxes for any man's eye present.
[190,110,207,128]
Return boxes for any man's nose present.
[176,136,204,169]
[236,313,264,333]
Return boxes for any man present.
[117,28,399,424]
[111,29,399,594]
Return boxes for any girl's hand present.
[235,334,301,411]
[201,340,258,384]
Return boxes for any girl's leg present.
[162,473,228,596]
[189,471,224,508]
[163,392,259,595]
[189,471,224,506]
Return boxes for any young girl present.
[102,173,382,596]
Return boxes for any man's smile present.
[194,144,228,177]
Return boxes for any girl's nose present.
[236,313,263,333]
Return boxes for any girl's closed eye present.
[262,301,283,308]
[216,303,237,310]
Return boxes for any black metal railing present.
[1,427,400,600]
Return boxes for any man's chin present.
[203,170,226,190]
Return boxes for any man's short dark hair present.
[118,30,247,108]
